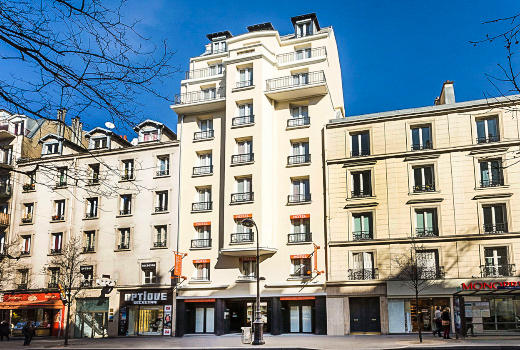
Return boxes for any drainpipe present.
[176,115,183,255]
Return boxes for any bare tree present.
[44,235,88,346]
[0,0,177,128]
[0,235,22,290]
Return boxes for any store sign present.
[290,254,310,259]
[3,293,61,302]
[290,214,310,220]
[121,289,172,305]
[141,262,156,271]
[193,259,210,264]
[461,281,520,290]
[193,221,211,227]
[80,265,93,273]
[233,213,252,220]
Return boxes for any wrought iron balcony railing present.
[55,181,67,188]
[118,243,130,250]
[232,153,254,164]
[48,282,59,289]
[17,283,27,290]
[232,115,254,127]
[120,173,134,181]
[288,154,311,165]
[50,248,62,254]
[350,149,370,157]
[418,266,445,280]
[287,117,310,128]
[156,169,169,176]
[413,184,436,193]
[87,178,100,185]
[350,190,372,198]
[191,239,212,248]
[231,192,254,203]
[85,212,97,219]
[411,142,433,151]
[155,206,168,213]
[81,280,93,287]
[174,88,225,105]
[480,178,504,188]
[480,264,515,278]
[352,231,373,241]
[51,215,64,221]
[119,208,131,215]
[230,232,254,244]
[192,202,212,212]
[153,241,167,248]
[415,228,438,237]
[276,47,326,64]
[193,165,213,176]
[483,223,508,234]
[288,194,311,203]
[20,250,30,256]
[22,183,35,192]
[265,71,325,92]
[477,135,500,144]
[185,66,225,80]
[193,130,214,140]
[348,268,378,280]
[288,232,312,244]
[83,246,95,253]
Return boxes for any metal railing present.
[47,282,59,289]
[153,241,167,248]
[348,268,378,280]
[231,232,254,244]
[85,212,97,219]
[51,215,64,221]
[22,183,35,192]
[413,184,436,193]
[193,165,213,176]
[411,142,433,151]
[288,232,312,243]
[418,266,445,279]
[415,228,438,237]
[477,135,500,144]
[232,115,254,126]
[119,209,131,215]
[17,283,27,290]
[193,130,214,140]
[81,280,93,287]
[155,206,168,213]
[236,80,253,88]
[350,190,372,198]
[288,154,311,165]
[350,149,370,157]
[192,202,212,211]
[231,192,254,203]
[483,223,508,234]
[288,194,311,203]
[480,178,504,188]
[174,88,225,105]
[87,178,100,185]
[83,246,95,253]
[191,239,212,248]
[480,264,515,277]
[185,66,225,80]
[352,231,373,241]
[232,153,254,164]
[50,248,62,254]
[156,169,169,176]
[0,213,9,226]
[120,173,134,181]
[276,47,326,64]
[117,243,130,250]
[287,117,310,128]
[20,251,30,256]
[266,71,325,92]
[55,181,67,188]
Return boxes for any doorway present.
[350,297,381,333]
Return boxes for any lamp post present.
[241,218,264,345]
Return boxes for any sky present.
[3,1,519,136]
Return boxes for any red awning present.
[0,299,63,310]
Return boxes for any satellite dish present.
[105,122,115,129]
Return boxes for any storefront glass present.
[388,297,450,333]
[74,298,108,338]
[479,296,518,331]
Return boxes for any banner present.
[173,253,183,277]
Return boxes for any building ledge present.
[344,202,378,209]
[179,284,229,290]
[406,198,444,205]
[473,192,513,200]
[220,247,277,257]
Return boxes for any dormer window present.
[141,129,159,142]
[212,40,226,54]
[13,121,24,136]
[296,21,312,37]
[92,137,108,150]
[43,142,60,155]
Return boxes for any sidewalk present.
[1,334,520,350]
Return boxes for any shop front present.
[0,292,64,337]
[74,298,109,338]
[118,288,173,336]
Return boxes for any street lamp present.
[241,218,264,345]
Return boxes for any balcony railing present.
[480,178,504,188]
[411,142,433,151]
[288,232,312,244]
[50,248,62,254]
[0,213,9,226]
[418,266,445,280]
[413,184,436,193]
[185,66,225,80]
[85,212,97,219]
[415,228,438,237]
[483,223,508,234]
[350,149,370,157]
[117,243,130,250]
[287,117,310,128]
[48,282,59,289]
[350,190,372,198]
[55,181,67,188]
[83,246,95,253]
[156,169,169,177]
[352,231,373,241]
[348,268,378,280]
[480,264,515,278]
[477,135,500,144]
[51,214,64,221]
[288,154,311,165]
[22,183,35,192]
[155,206,168,213]
[288,194,311,203]
[193,130,214,140]
[232,115,254,127]
[120,173,134,181]
[231,232,254,244]
[236,80,253,88]
[232,153,254,164]
[119,209,131,215]
[193,165,213,176]
[81,280,93,287]
[192,202,212,212]
[231,192,254,203]
[174,88,225,105]
[17,283,27,290]
[191,238,212,248]
[276,47,327,65]
[20,251,30,256]
[265,71,325,92]
[153,241,167,248]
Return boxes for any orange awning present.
[0,299,63,310]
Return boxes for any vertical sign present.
[174,253,183,276]
[163,305,172,335]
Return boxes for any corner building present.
[172,14,344,336]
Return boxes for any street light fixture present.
[241,217,264,346]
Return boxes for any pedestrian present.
[441,307,451,339]
[0,320,9,341]
[22,321,35,346]
[433,306,442,337]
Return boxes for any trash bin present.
[241,326,252,344]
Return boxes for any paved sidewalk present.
[1,334,520,349]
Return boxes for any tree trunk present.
[415,289,422,343]
[64,294,71,346]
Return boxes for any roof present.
[206,31,232,41]
[38,133,64,143]
[247,22,275,32]
[134,119,177,140]
[291,13,320,31]
[85,127,132,145]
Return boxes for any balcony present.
[20,251,30,256]
[352,231,373,241]
[119,209,131,216]
[480,264,515,277]
[287,117,310,128]
[232,115,254,127]
[191,238,212,249]
[192,202,212,212]
[415,228,438,237]
[153,241,167,248]
[350,190,372,198]
[418,266,445,280]
[193,130,214,141]
[22,183,35,192]
[172,88,226,114]
[155,206,168,213]
[156,169,169,177]
[120,173,134,181]
[51,214,64,221]
[288,232,312,244]
[480,178,504,188]
[287,154,311,165]
[411,142,433,151]
[50,248,62,254]
[83,246,95,253]
[231,232,254,244]
[413,184,435,193]
[265,71,327,101]
[231,153,254,164]
[288,194,311,204]
[276,47,327,65]
[0,213,8,226]
[47,282,59,289]
[477,135,500,144]
[85,212,97,219]
[235,80,253,89]
[231,192,254,203]
[193,165,213,176]
[350,149,370,157]
[483,223,508,234]
[348,268,378,280]
[117,243,130,250]
[185,66,224,80]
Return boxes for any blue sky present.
[4,1,518,136]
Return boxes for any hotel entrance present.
[224,299,268,334]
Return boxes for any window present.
[416,250,440,279]
[352,213,373,240]
[350,170,372,198]
[85,197,98,218]
[209,63,224,75]
[351,132,370,156]
[211,40,226,54]
[233,103,254,126]
[22,203,34,223]
[193,152,213,175]
[13,121,24,136]
[23,172,35,191]
[0,147,12,165]
[193,262,210,281]
[92,137,108,149]
[121,159,134,180]
[154,225,167,248]
[233,139,253,164]
[56,167,67,187]
[296,48,312,60]
[232,177,253,203]
[240,258,256,279]
[288,106,310,127]
[48,267,60,288]
[202,87,217,100]
[192,224,211,248]
[296,21,312,37]
[231,219,253,243]
[483,204,508,233]
[155,191,168,212]
[413,165,435,192]
[50,233,63,254]
[18,269,28,289]
[84,231,95,252]
[193,187,212,211]
[289,141,310,165]
[0,233,4,255]
[483,247,512,277]
[118,228,130,250]
[476,116,499,143]
[141,129,159,142]
[289,217,311,243]
[142,263,158,284]
[237,68,253,88]
[292,72,309,85]
[119,195,132,215]
[89,164,100,184]
[289,178,310,203]
[52,200,65,221]
[194,119,214,140]
[21,235,31,255]
[411,125,432,150]
[480,159,503,187]
[415,209,438,237]
[290,257,311,277]
[156,156,170,176]
[43,142,60,155]
[80,265,94,287]
[349,252,375,280]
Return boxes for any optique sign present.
[123,291,168,305]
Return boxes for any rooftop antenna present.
[104,121,115,129]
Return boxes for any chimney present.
[71,117,83,145]
[56,108,66,137]
[435,81,455,105]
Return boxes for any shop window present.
[483,246,512,277]
[479,159,503,187]
[50,232,63,254]
[155,191,168,213]
[52,200,65,221]
[193,262,210,281]
[80,265,94,287]
[289,304,313,333]
[121,159,134,180]
[48,267,60,288]
[352,213,373,241]
[195,307,214,333]
[85,197,98,218]
[141,262,158,285]
[349,252,375,280]
[411,125,432,150]
[22,203,34,223]
[413,165,435,192]
[21,235,31,255]
[156,155,170,176]
[350,170,372,198]
[290,257,311,278]
[117,228,130,250]
[351,131,370,157]
[415,209,438,237]
[483,204,508,233]
[153,225,167,248]
[476,116,499,143]
[119,195,132,215]
[83,231,95,253]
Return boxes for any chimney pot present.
[437,81,455,105]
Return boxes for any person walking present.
[0,320,10,341]
[441,307,451,339]
[433,306,442,337]
[22,321,35,346]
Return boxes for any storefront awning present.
[0,299,64,309]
